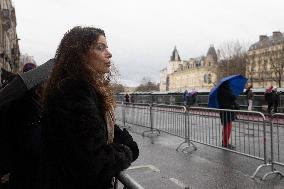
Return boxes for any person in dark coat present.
[40,26,139,189]
[124,93,130,103]
[265,86,274,114]
[0,86,43,189]
[183,90,188,105]
[217,81,239,149]
[191,92,197,106]
[130,94,135,103]
[0,63,41,189]
[273,88,281,113]
[245,84,254,111]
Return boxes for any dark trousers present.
[274,103,279,113]
[268,102,273,114]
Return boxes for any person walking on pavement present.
[273,88,281,113]
[40,26,139,189]
[245,84,254,111]
[218,81,239,149]
[265,86,274,114]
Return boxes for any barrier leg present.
[262,170,284,180]
[252,118,284,180]
[251,120,270,179]
[142,105,160,137]
[261,118,284,180]
[251,163,271,179]
[176,112,197,153]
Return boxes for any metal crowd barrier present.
[114,102,284,180]
[115,102,151,128]
[186,107,273,179]
[150,104,186,137]
[260,113,284,180]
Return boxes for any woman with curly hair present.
[39,26,139,189]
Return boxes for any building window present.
[208,74,212,84]
[203,74,209,83]
[203,73,212,84]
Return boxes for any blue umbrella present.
[208,74,247,108]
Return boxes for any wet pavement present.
[121,126,284,189]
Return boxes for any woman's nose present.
[106,49,112,59]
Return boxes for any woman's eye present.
[98,45,105,50]
[95,44,107,51]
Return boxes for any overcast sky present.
[13,0,284,86]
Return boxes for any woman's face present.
[86,35,112,74]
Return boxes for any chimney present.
[272,31,282,38]
[259,35,268,41]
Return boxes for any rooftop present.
[249,31,284,51]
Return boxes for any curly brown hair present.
[43,26,116,116]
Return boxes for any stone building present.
[0,0,20,73]
[247,31,284,88]
[160,45,218,92]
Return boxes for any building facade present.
[160,46,218,92]
[0,0,20,73]
[247,31,284,88]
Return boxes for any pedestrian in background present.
[183,90,188,105]
[124,93,130,103]
[40,26,138,189]
[130,93,135,103]
[245,84,254,111]
[22,62,37,72]
[273,88,281,113]
[190,91,197,106]
[265,86,274,114]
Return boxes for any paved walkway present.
[122,126,284,189]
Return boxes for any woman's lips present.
[105,62,111,67]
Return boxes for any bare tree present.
[217,41,250,81]
[109,61,126,93]
[111,83,125,94]
[135,77,159,92]
[269,46,284,87]
[246,52,257,86]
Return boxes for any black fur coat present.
[39,79,136,189]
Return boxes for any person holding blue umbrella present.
[218,81,239,149]
[208,74,247,149]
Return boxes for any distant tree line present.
[111,76,159,94]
